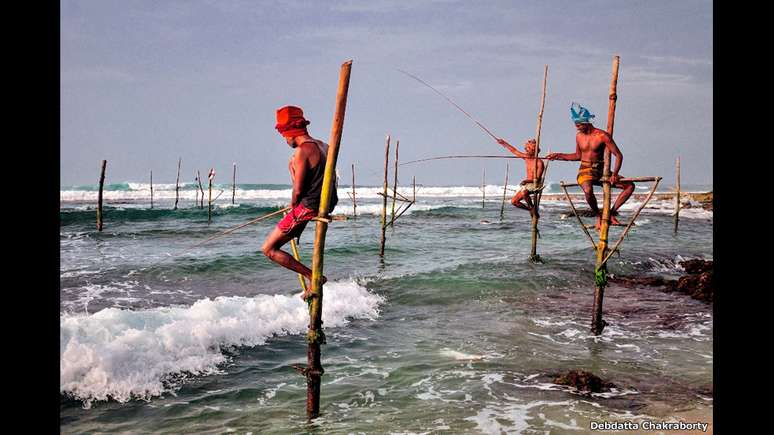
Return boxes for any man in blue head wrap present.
[546,102,635,228]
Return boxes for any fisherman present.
[261,105,338,300]
[496,138,545,217]
[546,102,634,229]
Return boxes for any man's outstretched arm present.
[546,142,581,161]
[496,139,528,158]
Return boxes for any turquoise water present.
[60,184,712,433]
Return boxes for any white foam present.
[60,280,384,406]
[439,349,485,361]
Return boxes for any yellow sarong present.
[577,161,603,185]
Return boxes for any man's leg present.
[610,181,635,225]
[511,191,531,212]
[523,192,539,218]
[580,181,601,228]
[261,226,327,299]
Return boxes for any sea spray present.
[60,280,384,406]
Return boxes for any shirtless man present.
[261,105,338,300]
[546,102,634,228]
[496,138,545,218]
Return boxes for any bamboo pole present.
[401,155,550,166]
[290,239,308,295]
[560,183,597,250]
[194,169,199,207]
[197,170,205,209]
[187,206,290,251]
[412,176,416,203]
[174,158,181,210]
[500,163,509,221]
[529,65,548,262]
[379,135,390,257]
[601,177,662,267]
[482,168,486,208]
[391,140,399,226]
[97,160,106,231]
[150,170,154,209]
[232,163,237,205]
[591,55,619,336]
[351,163,357,218]
[674,157,680,234]
[560,177,660,188]
[207,169,214,224]
[305,59,352,420]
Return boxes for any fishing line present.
[397,69,501,142]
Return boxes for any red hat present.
[275,105,310,138]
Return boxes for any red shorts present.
[277,203,317,236]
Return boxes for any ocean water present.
[60,182,713,434]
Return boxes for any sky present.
[60,0,712,187]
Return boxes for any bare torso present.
[523,158,544,182]
[576,128,610,162]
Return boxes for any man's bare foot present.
[300,275,328,301]
[531,209,540,219]
[609,215,625,226]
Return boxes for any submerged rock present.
[552,370,616,393]
[560,209,597,218]
[680,259,713,274]
[610,259,713,303]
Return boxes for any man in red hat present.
[261,106,338,300]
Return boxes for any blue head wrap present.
[570,102,595,124]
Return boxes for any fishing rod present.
[187,206,291,250]
[146,206,292,268]
[397,69,501,142]
[400,154,551,166]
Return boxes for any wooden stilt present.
[197,170,205,209]
[207,169,214,224]
[194,172,199,208]
[412,176,416,203]
[390,140,399,226]
[561,176,659,187]
[351,163,357,218]
[97,160,106,231]
[529,65,548,263]
[232,163,237,205]
[150,170,154,209]
[560,183,597,250]
[674,157,680,234]
[290,238,308,294]
[305,59,352,420]
[500,163,509,221]
[379,135,390,256]
[601,177,662,267]
[174,158,181,210]
[591,55,620,336]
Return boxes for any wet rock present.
[610,259,713,303]
[552,370,616,393]
[679,259,713,274]
[560,209,597,218]
[676,270,713,302]
[609,275,671,287]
